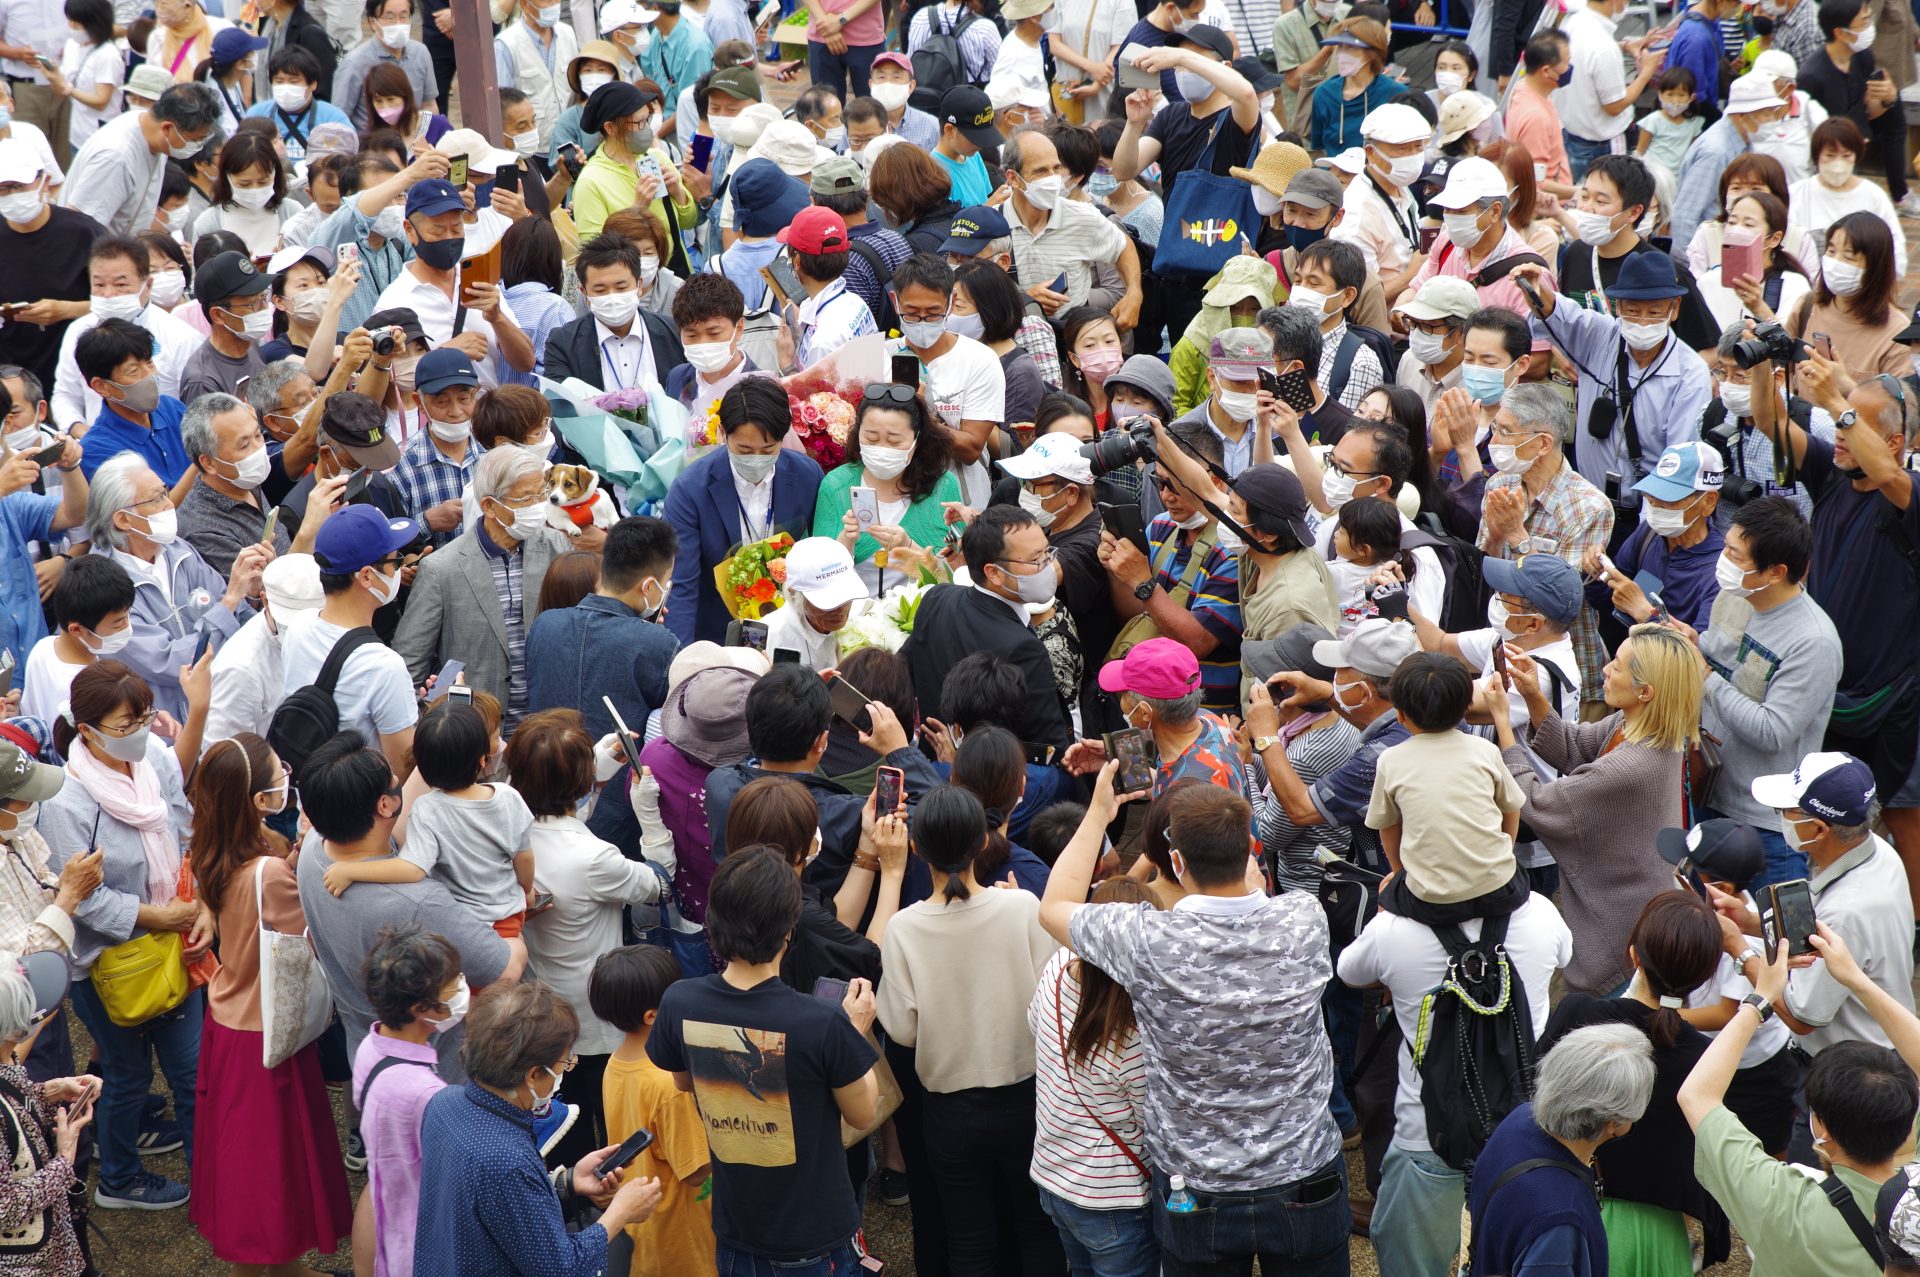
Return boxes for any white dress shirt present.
[373,265,526,388]
[593,315,654,393]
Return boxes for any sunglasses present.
[862,382,919,407]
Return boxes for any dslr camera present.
[1080,416,1158,476]
[1701,422,1762,508]
[1730,322,1808,371]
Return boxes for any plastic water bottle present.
[1165,1176,1196,1214]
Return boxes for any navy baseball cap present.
[211,26,268,64]
[1751,752,1878,826]
[939,204,1011,257]
[404,178,465,218]
[313,506,422,575]
[1656,818,1767,889]
[415,347,480,394]
[1481,553,1582,627]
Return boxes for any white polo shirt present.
[1784,834,1916,1054]
[1009,197,1130,309]
[373,265,525,388]
[1554,4,1632,143]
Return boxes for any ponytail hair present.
[950,725,1024,887]
[1627,890,1722,1049]
[909,785,989,904]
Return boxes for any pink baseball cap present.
[1098,638,1201,701]
[872,51,913,73]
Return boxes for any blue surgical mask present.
[0,108,12,129]
[1460,363,1509,405]
[1088,170,1118,200]
[1287,223,1328,252]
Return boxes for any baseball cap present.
[810,154,865,196]
[1480,553,1582,626]
[364,306,428,348]
[938,86,1002,150]
[1633,441,1726,501]
[1312,616,1419,678]
[1319,146,1367,175]
[1173,22,1233,59]
[778,206,849,254]
[1360,101,1431,145]
[598,0,654,30]
[1751,752,1878,825]
[0,736,62,805]
[211,26,268,64]
[707,65,762,104]
[1655,818,1766,888]
[313,505,422,575]
[1232,55,1285,95]
[1098,637,1201,700]
[1231,463,1314,547]
[320,405,403,471]
[1398,275,1480,323]
[1278,168,1345,212]
[193,250,272,307]
[404,178,465,218]
[998,432,1094,485]
[871,51,912,74]
[1243,621,1337,687]
[1725,69,1787,113]
[1752,48,1796,81]
[261,552,323,619]
[267,243,335,279]
[1208,326,1275,374]
[988,80,1050,112]
[1437,91,1496,145]
[415,347,481,394]
[733,159,811,238]
[938,204,1011,256]
[1430,155,1507,209]
[124,63,174,103]
[0,139,40,186]
[782,537,868,610]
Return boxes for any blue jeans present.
[70,978,201,1191]
[716,1241,861,1276]
[1150,1160,1350,1277]
[806,40,882,101]
[1322,978,1363,1134]
[1370,1144,1465,1276]
[1038,1188,1161,1277]
[1564,132,1615,182]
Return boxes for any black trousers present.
[920,1078,1066,1277]
[1870,104,1910,203]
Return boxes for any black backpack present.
[912,6,984,96]
[847,239,900,333]
[1327,326,1400,407]
[1412,911,1539,1174]
[1402,524,1484,635]
[269,626,381,780]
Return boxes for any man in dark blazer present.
[543,234,686,392]
[902,504,1074,753]
[662,377,822,645]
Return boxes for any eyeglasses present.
[1326,457,1382,480]
[1152,472,1186,495]
[96,710,157,737]
[862,383,919,407]
[998,547,1058,570]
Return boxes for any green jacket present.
[812,462,962,565]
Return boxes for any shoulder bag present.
[1155,113,1262,278]
[256,858,334,1069]
[92,930,189,1029]
[1050,960,1150,1175]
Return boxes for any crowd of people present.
[0,0,1912,1271]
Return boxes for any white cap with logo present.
[783,537,869,610]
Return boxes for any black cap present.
[364,306,427,347]
[1655,818,1767,889]
[1174,22,1233,60]
[1232,54,1284,94]
[1242,621,1336,689]
[192,250,272,307]
[937,86,1002,150]
[1230,462,1314,546]
[321,403,402,470]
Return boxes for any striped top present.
[479,532,529,732]
[1146,515,1242,711]
[1026,948,1150,1209]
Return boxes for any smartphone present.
[447,155,469,188]
[1766,878,1817,957]
[432,659,465,698]
[1492,639,1508,681]
[448,684,473,704]
[595,1127,655,1179]
[773,647,802,665]
[493,161,520,196]
[635,155,664,187]
[1276,370,1317,415]
[0,649,15,699]
[1116,43,1159,91]
[602,696,645,773]
[1048,271,1067,295]
[27,440,63,468]
[813,975,850,1004]
[558,143,585,178]
[761,254,804,307]
[1418,224,1440,253]
[891,353,920,386]
[1258,368,1282,398]
[1097,500,1150,557]
[529,890,554,914]
[336,242,361,268]
[1102,727,1156,796]
[1596,551,1619,579]
[725,618,770,651]
[875,765,904,816]
[1514,271,1544,315]
[1810,332,1834,361]
[191,629,218,664]
[690,132,715,173]
[850,485,879,530]
[825,672,874,734]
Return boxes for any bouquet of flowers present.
[782,333,890,472]
[836,581,934,656]
[593,386,650,434]
[714,531,796,620]
[692,397,722,452]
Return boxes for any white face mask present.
[4,424,40,452]
[372,204,406,240]
[364,564,400,606]
[861,443,913,480]
[1822,255,1864,297]
[510,129,540,156]
[1332,677,1370,712]
[1574,209,1621,247]
[820,124,847,149]
[871,82,912,111]
[379,21,409,47]
[1819,156,1855,187]
[1216,387,1258,421]
[1374,150,1425,189]
[82,624,131,656]
[533,2,560,23]
[709,114,738,146]
[684,340,736,373]
[638,254,660,284]
[580,71,613,95]
[588,289,641,328]
[149,269,186,308]
[1780,812,1816,851]
[1620,318,1670,352]
[427,415,471,443]
[1641,496,1697,537]
[91,292,144,322]
[519,435,552,462]
[1487,595,1536,634]
[1435,69,1464,95]
[1849,20,1876,46]
[0,803,38,841]
[1321,468,1358,510]
[0,188,42,224]
[1720,381,1753,417]
[87,722,150,763]
[1287,284,1333,319]
[948,311,985,340]
[1170,508,1207,531]
[288,287,327,325]
[1488,435,1539,475]
[220,447,271,489]
[1408,329,1450,366]
[1016,484,1066,528]
[490,498,546,540]
[1715,551,1762,597]
[271,82,311,112]
[429,976,470,1033]
[1443,209,1488,250]
[1019,173,1064,210]
[134,506,178,545]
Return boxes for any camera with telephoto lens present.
[1731,322,1808,370]
[1080,416,1158,476]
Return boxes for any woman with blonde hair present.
[1483,623,1702,996]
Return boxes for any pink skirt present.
[189,1014,354,1264]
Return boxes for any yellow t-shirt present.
[604,1052,718,1277]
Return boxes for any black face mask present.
[413,234,465,272]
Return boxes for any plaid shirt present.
[1317,322,1382,412]
[0,833,73,957]
[478,531,529,731]
[395,429,481,549]
[1147,516,1242,712]
[1479,464,1615,699]
[1019,314,1064,390]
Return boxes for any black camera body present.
[371,331,398,357]
[1731,322,1807,371]
[1080,417,1157,476]
[1703,416,1763,507]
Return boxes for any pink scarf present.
[67,742,181,907]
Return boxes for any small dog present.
[545,463,617,537]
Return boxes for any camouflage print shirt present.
[1069,893,1342,1193]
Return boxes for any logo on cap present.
[952,217,981,237]
[5,751,28,784]
[970,106,994,128]
[1656,453,1682,477]
[236,259,256,276]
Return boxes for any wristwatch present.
[1835,409,1859,430]
[1741,992,1775,1023]
[1252,735,1281,753]
[1133,580,1154,601]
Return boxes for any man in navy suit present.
[663,377,824,645]
[542,234,686,391]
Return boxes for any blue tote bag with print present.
[1155,116,1263,278]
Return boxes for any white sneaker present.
[1895,193,1920,219]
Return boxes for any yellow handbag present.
[92,930,190,1028]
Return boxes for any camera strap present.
[1610,336,1677,479]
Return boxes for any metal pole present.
[450,0,502,142]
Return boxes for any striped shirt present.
[478,532,530,731]
[394,431,481,550]
[907,1,1001,82]
[1146,515,1242,711]
[1256,715,1362,892]
[1008,199,1131,312]
[1317,322,1383,412]
[0,833,74,957]
[1026,948,1150,1209]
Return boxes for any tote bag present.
[1154,116,1262,278]
[256,859,333,1069]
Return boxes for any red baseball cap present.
[1098,638,1201,701]
[777,206,850,255]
